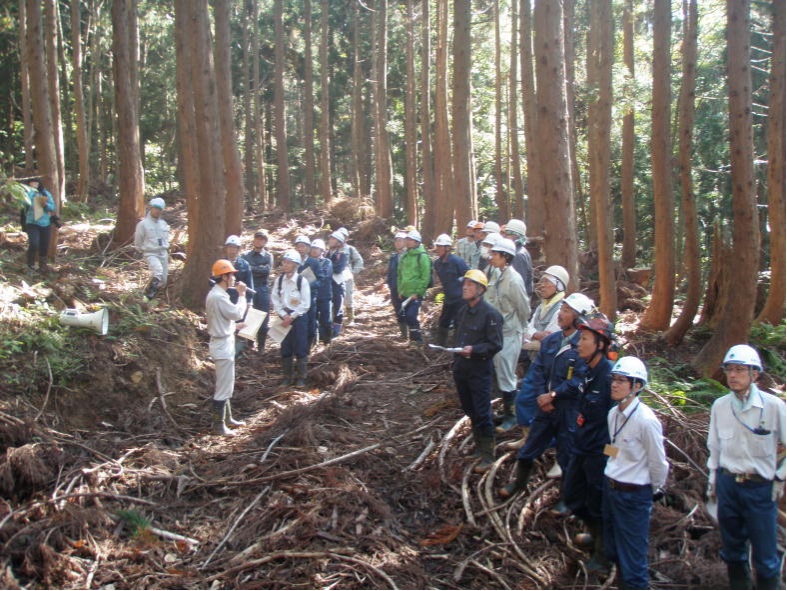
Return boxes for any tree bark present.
[420,0,436,237]
[756,0,786,325]
[693,0,761,376]
[587,0,616,319]
[318,0,333,204]
[303,0,316,203]
[213,0,245,235]
[251,0,267,210]
[372,0,393,218]
[452,0,477,226]
[520,0,542,235]
[509,0,524,220]
[18,0,34,173]
[404,0,419,226]
[111,0,145,246]
[430,0,452,239]
[242,0,255,207]
[274,0,292,211]
[640,0,675,331]
[351,1,365,199]
[620,0,636,269]
[664,0,700,345]
[534,0,578,289]
[71,0,90,202]
[43,0,65,203]
[493,0,509,222]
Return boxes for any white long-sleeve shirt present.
[134,212,170,255]
[707,385,786,481]
[271,272,311,320]
[205,284,247,360]
[605,399,669,489]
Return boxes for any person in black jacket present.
[453,269,504,473]
[242,231,272,352]
[433,233,470,346]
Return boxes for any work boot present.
[294,357,308,387]
[279,357,294,387]
[435,327,450,347]
[409,328,423,343]
[546,459,563,479]
[498,458,534,498]
[755,573,781,590]
[332,322,342,338]
[224,400,246,428]
[212,400,236,436]
[495,391,517,433]
[503,426,530,451]
[398,321,408,340]
[727,562,752,590]
[145,277,161,300]
[473,434,496,474]
[345,307,355,325]
[584,521,610,572]
[550,499,571,517]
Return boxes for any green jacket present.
[397,244,432,298]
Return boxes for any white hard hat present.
[563,292,595,316]
[394,231,407,239]
[434,233,453,247]
[224,234,241,247]
[282,249,302,265]
[611,357,649,387]
[149,197,166,210]
[337,227,349,238]
[466,220,478,228]
[310,238,326,251]
[491,237,516,256]
[505,219,527,238]
[723,344,762,371]
[543,265,569,291]
[482,221,501,234]
[294,235,311,246]
[407,229,422,242]
[481,232,501,247]
[330,231,346,243]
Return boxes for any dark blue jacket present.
[521,330,587,407]
[329,249,347,275]
[225,255,254,304]
[299,256,324,297]
[453,299,504,361]
[387,252,401,296]
[434,254,470,304]
[512,243,534,296]
[242,249,272,290]
[311,257,333,301]
[573,358,614,455]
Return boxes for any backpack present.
[277,273,304,297]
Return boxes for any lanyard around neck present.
[612,401,640,444]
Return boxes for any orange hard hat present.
[473,222,484,230]
[211,259,237,276]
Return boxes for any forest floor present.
[0,199,783,590]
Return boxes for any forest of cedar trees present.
[0,0,784,589]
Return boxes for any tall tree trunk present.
[43,0,64,202]
[620,0,636,269]
[520,0,542,235]
[664,0,700,345]
[303,0,316,203]
[431,0,453,238]
[756,0,785,325]
[509,0,524,220]
[71,0,90,202]
[452,0,477,226]
[274,0,292,211]
[318,0,333,204]
[640,0,675,330]
[587,0,616,318]
[404,0,419,225]
[564,0,584,245]
[251,0,267,210]
[493,0,509,222]
[18,0,34,172]
[372,0,393,218]
[213,0,245,235]
[534,0,578,289]
[351,1,365,199]
[420,0,436,235]
[111,0,145,246]
[693,0,760,376]
[242,0,255,207]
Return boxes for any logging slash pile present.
[0,207,780,589]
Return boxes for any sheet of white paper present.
[427,344,463,353]
[237,308,267,341]
[267,315,292,344]
[300,267,316,283]
[33,199,44,221]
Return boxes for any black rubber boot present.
[145,277,161,300]
[294,357,308,387]
[473,434,496,473]
[212,400,236,436]
[496,391,517,433]
[498,458,534,498]
[224,400,246,428]
[585,521,610,572]
[755,573,782,590]
[279,357,294,387]
[398,322,408,340]
[728,561,753,590]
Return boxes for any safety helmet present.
[466,220,478,228]
[149,197,166,210]
[211,259,237,277]
[505,219,527,238]
[481,232,501,247]
[434,233,453,247]
[254,230,268,239]
[310,238,326,251]
[337,227,350,238]
[543,265,570,292]
[482,221,501,234]
[577,312,615,344]
[472,222,485,230]
[722,344,763,371]
[282,249,302,265]
[224,235,241,247]
[563,292,595,316]
[462,269,489,288]
[294,235,311,246]
[394,231,408,240]
[330,231,346,243]
[491,237,517,256]
[611,356,649,387]
[407,229,422,242]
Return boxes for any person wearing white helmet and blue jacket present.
[502,219,534,297]
[222,234,254,306]
[432,233,470,346]
[397,229,432,344]
[309,239,334,345]
[706,344,785,590]
[603,355,668,590]
[242,230,272,351]
[272,249,312,388]
[294,235,325,349]
[134,196,170,300]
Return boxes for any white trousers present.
[213,358,235,401]
[146,253,169,286]
[494,331,522,392]
[344,276,355,311]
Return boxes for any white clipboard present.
[300,267,316,283]
[237,308,267,341]
[267,315,292,344]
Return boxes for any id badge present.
[603,444,619,458]
[290,296,300,307]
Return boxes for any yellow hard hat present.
[462,269,489,288]
[211,259,237,276]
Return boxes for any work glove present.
[705,471,716,502]
[773,479,785,502]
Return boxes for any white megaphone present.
[59,308,109,336]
